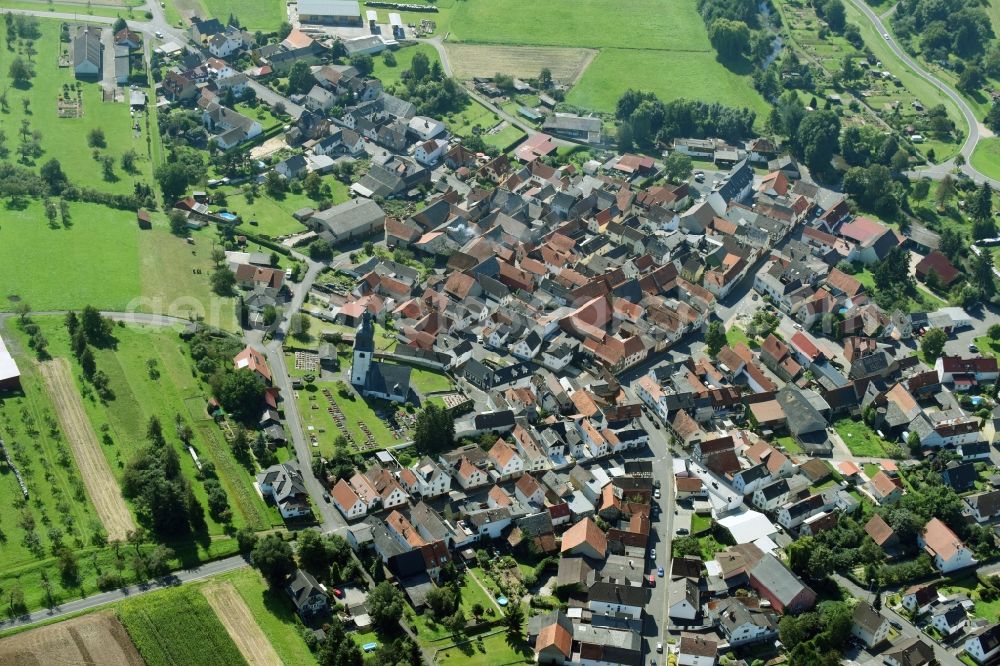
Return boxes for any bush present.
[97,570,125,590]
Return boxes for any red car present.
[648,574,656,586]
[333,588,344,598]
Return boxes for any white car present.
[654,489,661,500]
[883,32,890,39]
[656,642,663,653]
[155,31,164,38]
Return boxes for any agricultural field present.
[0,327,103,584]
[0,1,136,17]
[568,48,771,116]
[203,581,283,666]
[162,0,283,30]
[0,611,143,665]
[0,19,157,194]
[39,357,136,540]
[222,568,316,665]
[117,584,247,666]
[23,318,279,536]
[443,44,595,84]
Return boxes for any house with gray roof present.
[256,463,311,519]
[308,198,386,245]
[285,569,329,619]
[73,26,102,78]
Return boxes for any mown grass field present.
[0,200,236,327]
[26,319,278,535]
[972,137,1000,181]
[436,630,533,665]
[0,201,141,311]
[0,19,157,193]
[567,48,770,115]
[117,585,247,666]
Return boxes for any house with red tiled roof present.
[561,517,607,560]
[864,514,898,548]
[488,438,524,479]
[233,345,272,384]
[919,517,976,573]
[516,473,546,506]
[869,471,904,505]
[789,331,824,365]
[331,478,367,520]
[915,251,959,286]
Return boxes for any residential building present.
[919,517,976,573]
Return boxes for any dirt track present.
[0,610,143,666]
[40,358,135,541]
[203,582,281,666]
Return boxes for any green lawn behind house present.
[835,418,887,458]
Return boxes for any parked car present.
[657,566,664,577]
[654,489,661,500]
[970,344,979,353]
[333,588,344,598]
[676,527,689,535]
[648,574,656,586]
[657,642,663,653]
[649,549,656,560]
[890,620,902,630]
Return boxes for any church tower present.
[350,311,375,386]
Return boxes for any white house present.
[408,115,446,141]
[668,578,700,620]
[751,478,789,512]
[331,478,367,520]
[467,508,512,540]
[964,491,1000,524]
[488,438,524,479]
[931,603,967,636]
[208,31,242,58]
[851,601,889,648]
[919,518,976,573]
[410,457,451,497]
[588,582,648,620]
[515,473,546,507]
[511,330,543,362]
[966,624,1000,664]
[714,599,778,647]
[256,463,311,519]
[901,583,938,616]
[415,139,446,166]
[636,375,669,423]
[731,464,770,496]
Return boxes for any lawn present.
[483,124,527,151]
[939,575,1000,623]
[775,435,803,455]
[690,513,712,535]
[726,326,755,349]
[117,584,246,666]
[0,0,134,17]
[226,184,347,240]
[835,417,887,458]
[26,318,277,535]
[409,368,454,395]
[975,336,1000,365]
[374,44,442,88]
[223,568,316,665]
[972,138,1000,181]
[436,630,533,666]
[864,463,880,479]
[0,19,157,195]
[567,48,769,117]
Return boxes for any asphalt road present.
[844,0,1000,188]
[0,555,248,633]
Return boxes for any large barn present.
[297,0,363,26]
[0,334,21,391]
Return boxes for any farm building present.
[542,113,603,143]
[298,0,363,26]
[308,198,386,245]
[0,334,21,391]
